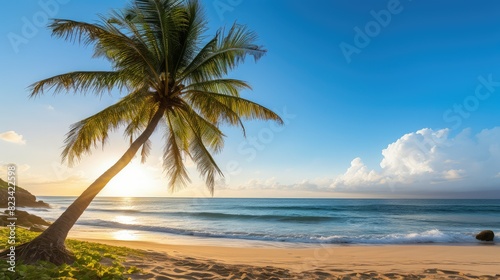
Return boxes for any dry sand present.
[80,238,500,279]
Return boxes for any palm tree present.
[1,0,282,265]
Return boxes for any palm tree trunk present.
[1,108,164,265]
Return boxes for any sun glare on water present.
[112,230,138,241]
[114,215,137,225]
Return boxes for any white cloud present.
[238,177,329,193]
[240,177,282,190]
[46,105,55,111]
[234,127,500,195]
[331,127,500,191]
[332,158,382,189]
[442,169,464,180]
[0,131,26,144]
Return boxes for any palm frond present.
[179,104,225,152]
[50,18,159,85]
[124,100,159,140]
[140,139,152,163]
[171,0,207,78]
[186,90,283,131]
[179,23,266,82]
[134,0,186,77]
[185,78,250,97]
[107,9,161,62]
[185,91,247,134]
[29,71,129,97]
[163,111,191,191]
[50,19,107,46]
[178,109,223,194]
[62,89,153,165]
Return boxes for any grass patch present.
[0,227,142,280]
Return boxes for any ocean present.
[25,198,500,247]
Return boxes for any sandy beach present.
[78,238,500,279]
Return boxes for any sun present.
[98,160,157,197]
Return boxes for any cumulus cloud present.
[236,127,500,195]
[238,177,330,193]
[0,131,26,144]
[331,158,382,189]
[331,127,500,191]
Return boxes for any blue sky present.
[1,0,500,198]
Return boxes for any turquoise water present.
[26,198,500,245]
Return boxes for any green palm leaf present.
[29,71,129,97]
[61,89,154,165]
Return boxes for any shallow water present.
[21,197,500,246]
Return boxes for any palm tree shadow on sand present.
[0,0,282,265]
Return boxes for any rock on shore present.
[0,178,51,231]
[476,230,495,241]
[0,178,49,208]
[0,210,51,231]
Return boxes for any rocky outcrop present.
[0,210,51,231]
[0,178,49,208]
[475,230,495,241]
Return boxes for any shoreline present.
[66,225,497,248]
[76,237,500,278]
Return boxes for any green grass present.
[0,228,143,280]
[0,178,17,190]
